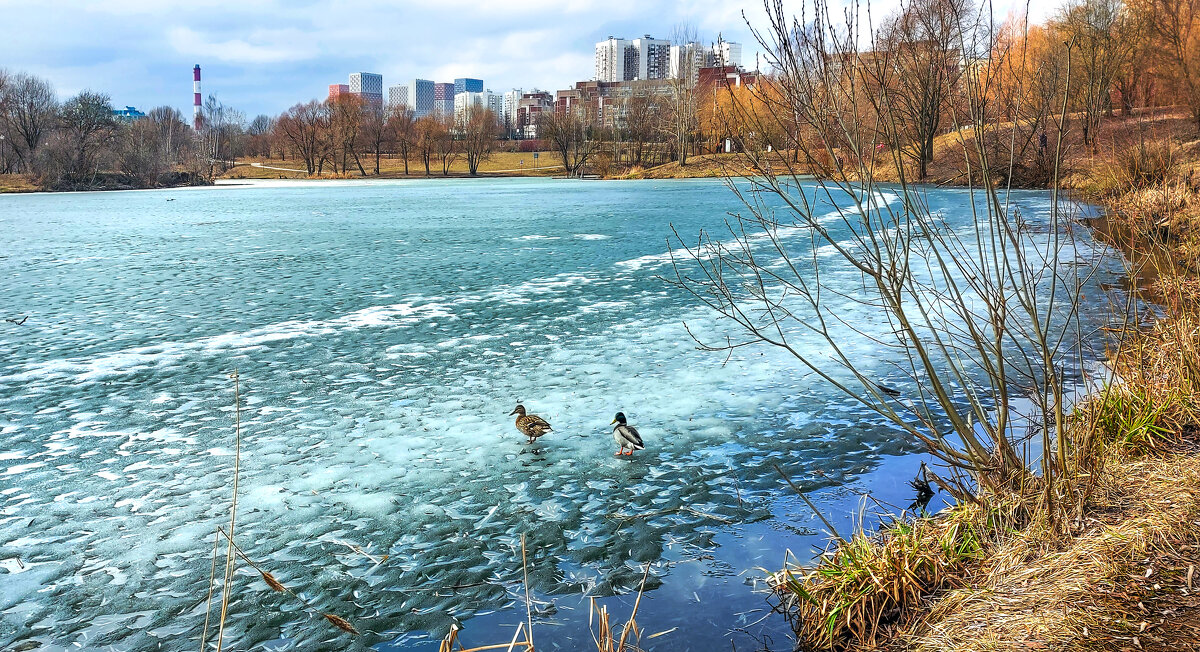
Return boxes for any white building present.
[595,37,634,82]
[486,91,504,122]
[595,35,680,82]
[669,42,710,84]
[349,72,384,110]
[454,90,506,124]
[454,91,485,122]
[387,84,409,110]
[668,40,745,85]
[631,35,671,81]
[713,41,743,68]
[502,89,523,132]
[387,80,436,117]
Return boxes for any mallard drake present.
[510,404,552,444]
[610,412,645,456]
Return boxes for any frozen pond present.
[0,178,1123,650]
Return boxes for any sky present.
[0,0,1057,119]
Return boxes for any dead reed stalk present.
[197,371,359,648]
[211,525,360,636]
[521,533,535,651]
[214,369,242,652]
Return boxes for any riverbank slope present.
[766,110,1200,651]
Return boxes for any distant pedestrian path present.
[243,160,564,175]
[250,162,305,172]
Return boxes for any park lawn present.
[0,174,39,193]
[222,151,564,180]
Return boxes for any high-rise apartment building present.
[453,91,486,122]
[387,84,409,109]
[517,91,553,138]
[669,42,710,84]
[501,89,523,133]
[454,78,483,95]
[595,35,671,82]
[486,91,504,122]
[349,72,384,111]
[408,79,435,117]
[595,37,633,82]
[434,82,455,116]
[713,41,743,68]
[454,90,504,123]
[329,84,350,101]
[632,36,670,81]
[387,80,435,117]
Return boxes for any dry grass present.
[1106,182,1200,273]
[770,439,1200,651]
[767,511,985,650]
[0,174,38,193]
[221,151,563,180]
[767,115,1200,650]
[899,451,1200,651]
[436,549,655,652]
[625,151,818,179]
[1108,316,1200,438]
[198,371,361,649]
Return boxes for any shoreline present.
[769,115,1200,649]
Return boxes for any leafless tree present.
[58,91,116,181]
[1055,0,1126,146]
[388,105,416,175]
[674,0,1093,519]
[621,84,663,167]
[359,106,391,175]
[199,94,245,176]
[871,0,975,179]
[413,115,441,176]
[0,72,57,174]
[117,117,165,185]
[459,106,498,175]
[328,94,367,175]
[148,106,191,163]
[539,110,595,175]
[435,113,458,175]
[0,69,13,173]
[245,114,274,158]
[113,107,195,185]
[982,18,1071,186]
[664,24,702,166]
[1110,1,1153,115]
[1149,0,1200,128]
[275,100,327,175]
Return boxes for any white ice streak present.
[0,300,455,384]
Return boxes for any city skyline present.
[0,0,1058,118]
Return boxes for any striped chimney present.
[193,65,202,130]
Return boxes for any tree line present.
[272,95,499,177]
[8,0,1199,187]
[704,0,1200,182]
[0,69,256,189]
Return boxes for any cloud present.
[0,0,1066,117]
[167,27,316,65]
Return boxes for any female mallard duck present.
[510,404,552,444]
[610,412,645,456]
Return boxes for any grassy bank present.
[220,151,564,180]
[0,171,211,193]
[767,112,1200,651]
[0,174,40,193]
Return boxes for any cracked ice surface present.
[0,179,1123,650]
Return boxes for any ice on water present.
[0,180,1123,649]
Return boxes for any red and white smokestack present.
[193,65,202,130]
